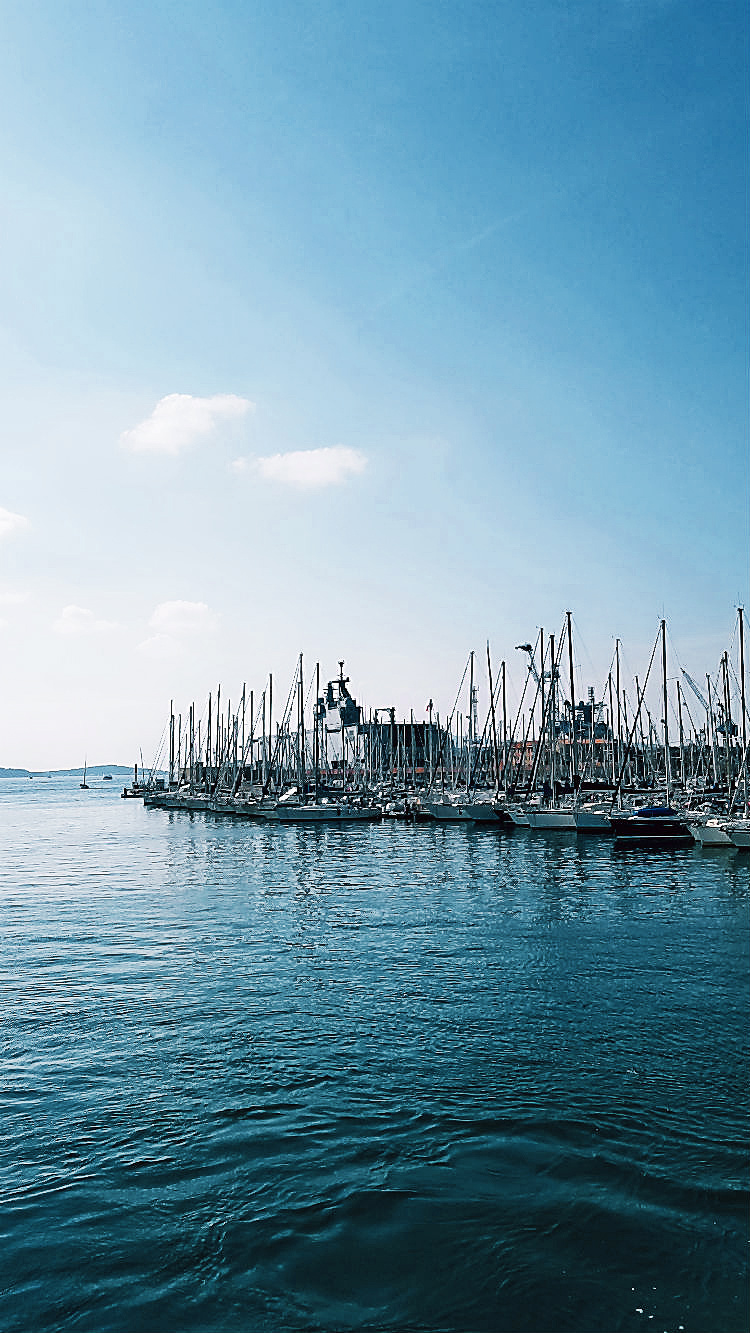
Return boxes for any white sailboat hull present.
[425,800,500,823]
[574,808,612,833]
[727,822,750,849]
[264,803,381,823]
[688,820,734,847]
[527,808,577,830]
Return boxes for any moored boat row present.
[131,607,749,847]
[140,782,750,847]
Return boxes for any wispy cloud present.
[232,446,367,489]
[149,600,217,635]
[137,599,218,657]
[54,605,119,636]
[121,393,254,455]
[0,506,30,539]
[368,215,522,316]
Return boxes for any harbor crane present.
[681,667,736,737]
[515,643,541,685]
[515,642,555,685]
[681,668,709,714]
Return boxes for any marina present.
[134,611,750,851]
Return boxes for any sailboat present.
[263,659,382,823]
[80,760,89,790]
[423,651,503,823]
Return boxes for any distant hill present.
[0,765,136,778]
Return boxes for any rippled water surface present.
[1,778,748,1332]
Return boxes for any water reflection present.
[0,780,748,1333]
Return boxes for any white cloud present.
[136,633,181,661]
[148,600,217,635]
[121,393,254,455]
[233,446,367,489]
[0,506,30,539]
[54,605,119,636]
[137,599,217,657]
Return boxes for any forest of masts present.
[148,609,749,809]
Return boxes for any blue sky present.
[0,0,747,766]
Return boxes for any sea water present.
[1,777,747,1332]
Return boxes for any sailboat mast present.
[615,639,622,773]
[314,663,320,798]
[705,675,716,787]
[739,607,747,808]
[501,661,508,794]
[249,690,254,788]
[539,628,545,791]
[169,699,175,787]
[268,675,273,790]
[722,652,734,789]
[607,673,616,787]
[468,650,474,783]
[298,654,304,793]
[189,704,194,792]
[206,694,212,791]
[566,610,577,786]
[549,632,556,795]
[241,684,246,775]
[676,680,686,788]
[661,620,671,803]
[487,642,500,794]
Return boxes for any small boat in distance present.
[80,760,89,791]
[103,773,112,781]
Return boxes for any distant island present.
[0,766,136,778]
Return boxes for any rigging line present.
[448,652,472,725]
[229,682,270,796]
[147,719,168,781]
[501,657,523,714]
[680,691,699,738]
[425,653,473,796]
[726,610,740,659]
[675,612,741,684]
[570,613,599,692]
[506,629,543,790]
[525,621,567,797]
[604,639,618,686]
[664,680,683,730]
[468,654,506,791]
[251,679,270,734]
[664,623,722,696]
[617,638,638,692]
[726,656,750,721]
[260,658,302,795]
[303,667,316,715]
[610,623,661,808]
